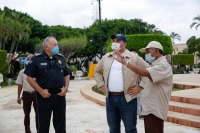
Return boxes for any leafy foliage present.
[190,15,200,30]
[0,50,7,73]
[186,36,200,54]
[170,32,181,42]
[59,35,87,62]
[107,34,173,57]
[172,54,194,65]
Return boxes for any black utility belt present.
[48,89,61,94]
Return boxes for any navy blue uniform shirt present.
[24,51,70,90]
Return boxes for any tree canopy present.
[190,15,200,30]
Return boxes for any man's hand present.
[113,49,126,65]
[100,85,106,95]
[57,87,67,96]
[40,89,51,98]
[127,86,143,97]
[17,98,21,104]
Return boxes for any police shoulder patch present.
[57,53,64,57]
[35,53,42,56]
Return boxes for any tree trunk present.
[8,39,16,63]
[14,42,19,53]
[65,51,76,63]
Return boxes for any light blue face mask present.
[145,53,155,63]
[51,46,59,55]
[25,61,30,65]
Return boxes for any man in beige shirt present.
[114,41,173,133]
[16,54,38,133]
[94,34,148,133]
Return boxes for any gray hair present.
[27,54,34,59]
[43,36,56,48]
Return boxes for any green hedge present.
[0,50,7,74]
[172,54,194,65]
[107,34,173,57]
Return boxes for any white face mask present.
[145,53,155,63]
[111,42,120,50]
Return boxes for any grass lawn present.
[172,88,182,91]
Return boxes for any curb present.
[80,84,106,106]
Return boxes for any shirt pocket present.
[38,65,50,76]
[57,65,65,75]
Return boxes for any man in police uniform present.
[24,36,70,133]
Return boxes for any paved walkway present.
[0,78,200,133]
[173,74,200,86]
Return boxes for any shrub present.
[172,54,194,65]
[107,34,173,57]
[0,50,7,74]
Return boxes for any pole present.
[98,0,103,59]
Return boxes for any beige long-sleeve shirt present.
[94,49,149,102]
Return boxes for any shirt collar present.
[43,51,57,59]
[151,56,165,65]
[108,49,131,58]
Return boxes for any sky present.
[0,0,200,44]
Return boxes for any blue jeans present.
[106,93,137,133]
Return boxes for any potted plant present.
[70,65,77,74]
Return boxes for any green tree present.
[190,15,200,30]
[170,32,181,42]
[181,48,188,54]
[186,36,200,54]
[58,35,87,62]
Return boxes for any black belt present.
[110,91,124,96]
[48,89,61,94]
[23,91,35,94]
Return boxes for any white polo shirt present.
[15,69,35,92]
[108,59,124,92]
[141,56,173,120]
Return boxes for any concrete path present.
[0,79,200,133]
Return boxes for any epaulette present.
[57,53,64,57]
[35,53,42,56]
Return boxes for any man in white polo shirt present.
[95,34,149,133]
[16,54,39,133]
[113,41,173,133]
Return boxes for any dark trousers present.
[106,93,137,133]
[144,114,164,133]
[22,92,39,133]
[36,93,66,133]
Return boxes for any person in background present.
[114,41,173,133]
[15,54,39,133]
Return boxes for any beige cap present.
[139,41,163,53]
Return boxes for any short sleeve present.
[147,62,171,83]
[15,70,24,85]
[64,67,71,76]
[24,57,37,77]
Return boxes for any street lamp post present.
[98,0,103,59]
